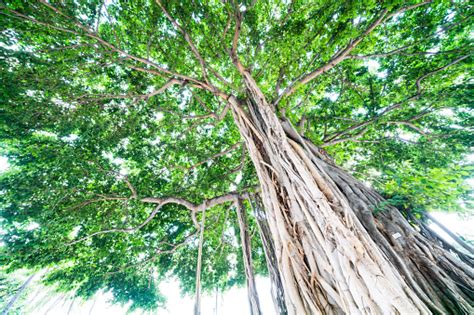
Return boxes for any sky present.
[28,277,275,315]
[1,157,473,314]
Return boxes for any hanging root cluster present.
[231,89,472,314]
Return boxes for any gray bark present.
[226,75,472,313]
[236,199,262,315]
[229,90,429,314]
[1,273,35,315]
[251,197,288,315]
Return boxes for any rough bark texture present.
[236,199,262,315]
[252,197,288,315]
[227,74,472,313]
[317,153,474,314]
[230,90,430,314]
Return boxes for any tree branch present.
[155,0,212,85]
[172,142,243,171]
[67,190,251,245]
[3,3,212,92]
[275,1,432,105]
[322,54,468,145]
[347,48,467,59]
[74,78,183,104]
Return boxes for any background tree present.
[0,0,472,314]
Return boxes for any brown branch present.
[4,3,212,92]
[74,78,183,103]
[123,176,138,199]
[322,54,468,145]
[348,48,467,59]
[194,94,232,122]
[67,196,128,211]
[67,203,165,245]
[321,127,370,147]
[229,1,244,74]
[415,55,469,93]
[386,121,428,136]
[275,1,432,105]
[67,190,250,245]
[172,142,242,171]
[275,9,389,105]
[106,231,198,275]
[154,0,211,85]
[351,9,473,63]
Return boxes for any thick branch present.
[68,191,250,245]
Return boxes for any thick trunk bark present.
[229,85,472,313]
[230,94,429,314]
[316,151,474,314]
[236,199,263,315]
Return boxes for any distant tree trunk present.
[229,83,473,314]
[44,294,64,315]
[236,199,262,315]
[1,273,35,315]
[424,212,474,255]
[67,298,75,315]
[88,295,97,315]
[194,208,206,315]
[251,197,288,315]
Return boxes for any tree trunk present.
[316,149,474,314]
[236,199,262,315]
[424,212,474,255]
[1,273,35,315]
[194,208,206,315]
[228,82,472,313]
[251,196,288,315]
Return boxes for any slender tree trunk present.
[194,208,206,315]
[67,298,75,315]
[228,82,473,313]
[88,295,97,315]
[424,212,474,254]
[1,273,35,315]
[44,294,64,315]
[214,287,218,315]
[236,199,262,315]
[251,197,288,315]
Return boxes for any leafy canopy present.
[0,0,472,311]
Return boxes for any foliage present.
[0,0,472,311]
